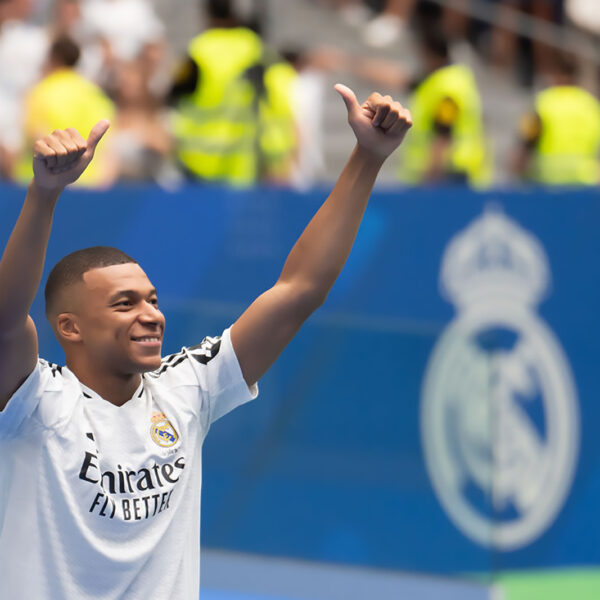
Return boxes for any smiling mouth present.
[131,336,162,343]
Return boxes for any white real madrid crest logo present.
[421,206,580,551]
[150,412,179,448]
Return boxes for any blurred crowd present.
[0,0,599,189]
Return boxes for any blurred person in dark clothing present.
[512,50,600,185]
[169,0,296,186]
[17,34,114,187]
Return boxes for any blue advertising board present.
[1,182,599,582]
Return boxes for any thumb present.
[334,83,360,117]
[86,119,110,152]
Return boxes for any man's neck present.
[68,363,142,407]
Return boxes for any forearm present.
[0,181,60,330]
[279,145,383,300]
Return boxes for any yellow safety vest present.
[532,86,600,185]
[259,61,297,179]
[173,28,297,185]
[399,64,491,188]
[17,68,114,187]
[173,28,263,185]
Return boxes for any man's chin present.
[126,352,163,374]
[137,357,163,373]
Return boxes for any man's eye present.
[150,298,159,305]
[115,301,132,307]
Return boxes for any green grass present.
[494,568,600,600]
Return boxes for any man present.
[398,25,491,187]
[512,51,600,185]
[0,84,411,598]
[170,0,296,185]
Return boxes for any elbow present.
[293,283,330,318]
[277,279,329,321]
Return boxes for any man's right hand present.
[32,120,110,191]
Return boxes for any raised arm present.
[0,121,110,409]
[231,85,412,386]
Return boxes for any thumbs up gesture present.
[335,84,412,160]
[32,120,110,191]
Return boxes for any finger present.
[334,83,360,118]
[65,127,86,148]
[42,135,66,169]
[361,103,376,118]
[372,103,390,128]
[388,121,408,137]
[86,119,110,153]
[54,129,81,156]
[53,130,87,171]
[33,139,54,161]
[64,127,87,159]
[389,110,413,135]
[33,140,57,171]
[401,107,413,128]
[379,108,400,130]
[379,102,406,130]
[363,92,383,113]
[47,134,73,169]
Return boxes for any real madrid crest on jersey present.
[150,412,179,448]
[421,206,579,551]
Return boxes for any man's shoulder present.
[0,358,75,437]
[35,359,78,399]
[148,335,223,380]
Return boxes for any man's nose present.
[138,303,163,324]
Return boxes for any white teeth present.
[134,337,160,342]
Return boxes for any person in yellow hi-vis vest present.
[259,60,298,182]
[17,35,114,188]
[399,26,491,188]
[512,51,600,186]
[170,0,296,186]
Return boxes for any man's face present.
[67,263,166,375]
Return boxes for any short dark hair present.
[420,24,450,61]
[206,0,233,20]
[49,34,80,68]
[45,246,137,317]
[553,50,578,78]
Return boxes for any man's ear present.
[56,313,82,343]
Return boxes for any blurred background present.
[1,0,600,598]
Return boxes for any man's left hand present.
[335,84,412,160]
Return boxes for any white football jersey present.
[0,327,257,599]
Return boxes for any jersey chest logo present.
[150,412,179,448]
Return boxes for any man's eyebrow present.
[108,288,158,303]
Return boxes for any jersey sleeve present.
[0,359,54,439]
[153,327,258,427]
